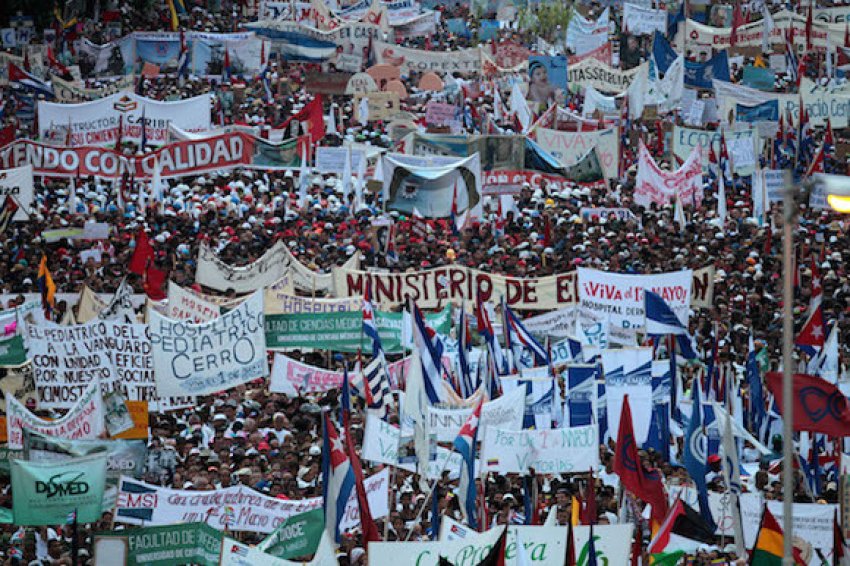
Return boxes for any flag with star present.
[321,413,355,543]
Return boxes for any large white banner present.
[567,58,643,94]
[116,470,388,533]
[150,292,267,397]
[672,125,758,176]
[634,140,703,207]
[566,8,610,56]
[601,347,653,444]
[373,41,481,75]
[673,487,835,555]
[269,353,345,395]
[38,93,213,147]
[623,3,667,35]
[427,386,525,442]
[714,78,850,128]
[196,241,358,294]
[6,381,105,449]
[26,321,119,409]
[480,425,599,474]
[371,523,632,565]
[534,127,619,180]
[0,164,34,221]
[362,413,463,480]
[576,267,693,332]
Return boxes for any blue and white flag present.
[645,290,689,335]
[504,302,548,366]
[566,364,599,427]
[411,300,449,405]
[683,379,716,531]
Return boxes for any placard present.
[480,425,599,474]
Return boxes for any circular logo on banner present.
[800,386,847,423]
[621,434,638,471]
[689,428,707,464]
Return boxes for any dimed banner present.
[480,425,599,474]
[373,41,482,75]
[0,134,304,180]
[634,140,703,207]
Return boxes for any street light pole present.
[781,171,795,564]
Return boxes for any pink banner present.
[634,140,703,207]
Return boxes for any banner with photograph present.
[24,430,146,484]
[480,425,599,475]
[635,140,703,207]
[150,292,267,397]
[115,470,388,533]
[6,381,105,450]
[383,153,482,219]
[373,41,481,75]
[38,93,212,147]
[403,134,525,172]
[533,127,619,180]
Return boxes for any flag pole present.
[781,169,795,564]
[404,451,454,541]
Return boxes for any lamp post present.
[780,173,850,563]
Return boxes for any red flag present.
[845,22,850,48]
[565,522,576,566]
[116,115,124,147]
[343,416,381,543]
[613,396,669,524]
[806,2,814,50]
[765,372,850,435]
[647,496,685,554]
[0,124,14,148]
[581,469,597,525]
[278,95,326,142]
[129,229,153,275]
[730,3,745,46]
[806,146,826,178]
[260,40,266,66]
[796,303,825,347]
[143,264,166,300]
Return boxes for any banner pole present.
[404,451,454,541]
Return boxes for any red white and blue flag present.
[322,413,355,543]
[504,301,548,366]
[475,297,506,398]
[453,398,483,529]
[362,281,383,360]
[410,300,449,405]
[8,62,54,98]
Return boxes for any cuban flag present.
[475,298,507,398]
[8,63,54,98]
[503,302,548,366]
[322,413,355,543]
[457,304,475,397]
[453,398,482,529]
[410,300,449,405]
[362,281,384,360]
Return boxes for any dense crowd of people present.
[0,0,847,565]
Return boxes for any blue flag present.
[683,379,716,531]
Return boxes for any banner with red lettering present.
[332,265,715,311]
[0,134,305,180]
[634,140,703,207]
[269,353,345,395]
[38,93,212,147]
[577,267,692,332]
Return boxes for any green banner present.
[120,523,222,566]
[257,508,324,560]
[0,335,26,366]
[265,305,452,353]
[11,452,107,525]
